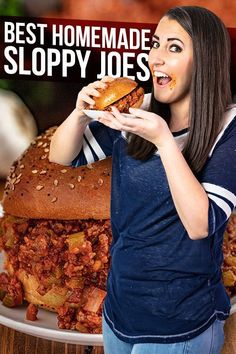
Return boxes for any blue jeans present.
[102,316,225,354]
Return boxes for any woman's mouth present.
[153,70,172,86]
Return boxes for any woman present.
[49,6,236,354]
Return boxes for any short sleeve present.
[71,121,119,168]
[200,115,236,236]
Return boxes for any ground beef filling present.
[0,215,112,333]
[222,214,236,297]
[105,86,144,113]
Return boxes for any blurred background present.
[0,0,236,179]
[0,3,236,353]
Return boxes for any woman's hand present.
[75,76,114,111]
[49,77,114,165]
[98,106,172,149]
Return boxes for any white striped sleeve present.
[207,193,232,219]
[202,183,236,210]
[71,121,117,167]
[199,113,236,236]
[84,126,107,160]
[201,182,236,235]
[82,139,96,164]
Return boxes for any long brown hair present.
[127,6,232,175]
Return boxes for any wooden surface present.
[221,313,236,353]
[0,315,236,354]
[0,179,236,353]
[0,324,104,354]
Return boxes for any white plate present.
[0,203,4,217]
[82,109,136,121]
[231,296,236,314]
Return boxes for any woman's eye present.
[151,40,159,49]
[169,44,182,53]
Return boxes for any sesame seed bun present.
[2,127,112,220]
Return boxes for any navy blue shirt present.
[72,98,236,343]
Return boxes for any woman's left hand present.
[98,106,171,149]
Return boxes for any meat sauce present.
[0,215,112,333]
[222,213,236,297]
[105,86,144,113]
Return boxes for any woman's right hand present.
[75,76,114,112]
[49,77,114,165]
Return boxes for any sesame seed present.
[53,179,59,186]
[77,176,82,182]
[36,185,44,191]
[51,197,57,203]
[68,183,75,189]
[41,154,47,160]
[87,164,93,169]
[39,170,47,175]
[60,169,67,173]
[20,164,25,169]
[37,141,43,147]
[32,170,38,174]
[44,148,49,153]
[98,178,104,186]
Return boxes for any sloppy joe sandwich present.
[92,77,144,113]
[0,127,112,333]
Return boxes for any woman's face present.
[148,16,193,106]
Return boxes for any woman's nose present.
[155,57,165,65]
[149,47,165,67]
[149,55,165,68]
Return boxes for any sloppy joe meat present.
[0,215,112,333]
[105,86,144,113]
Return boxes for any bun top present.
[2,127,111,220]
[93,77,138,110]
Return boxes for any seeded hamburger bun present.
[2,127,111,220]
[93,77,144,111]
